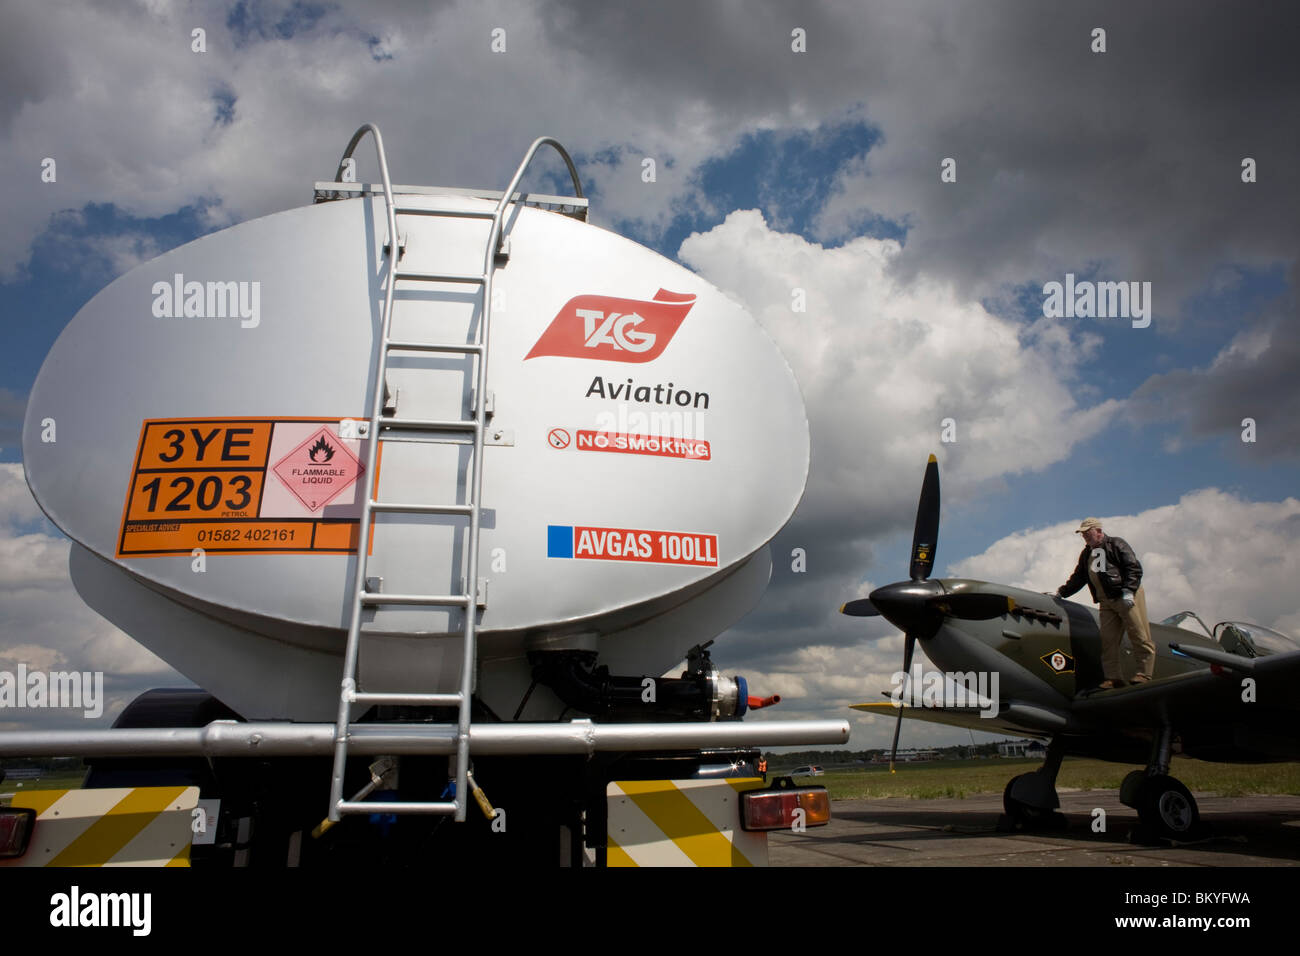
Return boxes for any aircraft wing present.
[851,648,1300,741]
[1166,642,1300,679]
[1068,647,1300,730]
[850,701,1052,740]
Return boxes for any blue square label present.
[547,524,574,558]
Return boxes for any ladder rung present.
[352,691,464,707]
[386,340,484,355]
[395,270,485,284]
[370,501,473,516]
[360,592,472,607]
[393,205,498,219]
[337,800,460,816]
[380,417,478,432]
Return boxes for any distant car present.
[790,765,825,777]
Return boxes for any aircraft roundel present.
[1041,649,1075,674]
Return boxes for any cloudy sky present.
[1,1,1297,748]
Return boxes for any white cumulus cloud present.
[950,488,1300,634]
[0,464,182,730]
[679,210,1121,525]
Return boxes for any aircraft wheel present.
[1002,776,1067,830]
[1118,770,1146,808]
[1135,775,1199,838]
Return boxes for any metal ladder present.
[325,123,584,823]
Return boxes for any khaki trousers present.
[1097,585,1156,680]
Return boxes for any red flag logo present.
[524,289,695,363]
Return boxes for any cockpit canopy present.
[1159,612,1297,658]
[1214,622,1298,658]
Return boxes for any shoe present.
[1096,679,1125,690]
[1130,674,1152,684]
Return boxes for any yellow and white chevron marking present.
[0,787,200,867]
[606,778,767,867]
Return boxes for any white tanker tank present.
[22,128,810,728]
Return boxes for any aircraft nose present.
[868,580,945,637]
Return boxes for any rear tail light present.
[0,808,36,859]
[741,785,831,831]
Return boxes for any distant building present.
[870,748,939,763]
[998,739,1045,758]
[1,767,42,780]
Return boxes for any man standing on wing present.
[1054,517,1156,691]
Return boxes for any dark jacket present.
[1060,535,1143,602]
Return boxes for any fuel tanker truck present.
[1,125,848,867]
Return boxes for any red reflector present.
[0,808,36,859]
[741,787,831,831]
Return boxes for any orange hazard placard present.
[117,418,371,557]
[137,422,273,470]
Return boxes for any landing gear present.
[1140,776,1199,835]
[999,737,1067,832]
[1001,775,1068,830]
[1120,770,1200,840]
[1119,726,1203,842]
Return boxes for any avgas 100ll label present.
[548,524,719,567]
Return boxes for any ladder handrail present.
[494,137,585,219]
[455,138,583,815]
[328,123,408,821]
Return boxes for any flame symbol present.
[308,436,335,462]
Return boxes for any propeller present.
[909,454,940,582]
[839,598,879,617]
[889,619,917,774]
[840,455,1010,771]
[889,456,937,771]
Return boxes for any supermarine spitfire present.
[842,456,1300,840]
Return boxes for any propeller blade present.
[934,592,1013,621]
[909,455,940,582]
[889,633,916,773]
[840,598,881,617]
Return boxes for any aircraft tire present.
[1135,775,1199,838]
[1003,776,1067,830]
[1118,770,1146,809]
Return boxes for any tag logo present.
[525,289,695,363]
